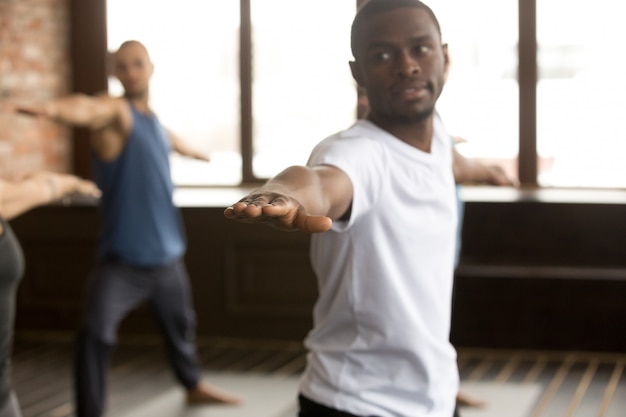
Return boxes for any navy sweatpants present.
[74,257,201,417]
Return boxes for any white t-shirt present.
[300,118,459,417]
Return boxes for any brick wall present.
[0,0,71,179]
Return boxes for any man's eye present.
[374,52,391,62]
[414,45,432,55]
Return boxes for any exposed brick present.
[0,0,71,177]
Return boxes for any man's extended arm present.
[224,165,352,233]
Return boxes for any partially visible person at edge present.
[224,0,506,415]
[1,172,101,417]
[14,40,241,417]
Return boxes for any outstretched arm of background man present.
[0,172,101,220]
[224,165,352,234]
[453,146,519,186]
[166,128,211,162]
[14,94,124,130]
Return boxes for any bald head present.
[113,40,154,99]
[115,40,151,61]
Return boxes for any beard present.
[372,101,436,125]
[393,105,435,123]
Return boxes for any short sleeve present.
[307,128,386,231]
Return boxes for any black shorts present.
[298,394,461,417]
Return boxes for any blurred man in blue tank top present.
[15,40,241,417]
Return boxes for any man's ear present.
[349,60,365,88]
[442,43,450,83]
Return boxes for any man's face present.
[113,44,154,97]
[350,7,449,124]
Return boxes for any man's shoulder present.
[314,121,383,152]
[323,120,384,144]
[309,121,387,169]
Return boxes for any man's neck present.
[131,101,151,114]
[368,115,434,153]
[124,92,151,114]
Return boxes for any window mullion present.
[518,0,538,186]
[240,0,255,183]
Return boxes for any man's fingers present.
[264,205,331,233]
[226,201,265,218]
[224,201,331,234]
[300,215,332,233]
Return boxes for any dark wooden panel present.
[452,198,626,352]
[460,201,626,267]
[11,204,317,340]
[10,197,626,351]
[224,241,317,316]
[451,274,626,352]
[11,205,99,330]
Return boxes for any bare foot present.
[186,381,242,405]
[456,390,486,408]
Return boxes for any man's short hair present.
[350,0,442,58]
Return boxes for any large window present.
[249,0,356,179]
[107,0,355,186]
[536,0,626,188]
[103,0,626,189]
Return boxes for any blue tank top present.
[92,102,186,266]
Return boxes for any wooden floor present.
[10,331,626,417]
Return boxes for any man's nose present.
[396,51,420,77]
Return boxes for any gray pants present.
[74,257,202,417]
[0,392,21,417]
[0,219,24,417]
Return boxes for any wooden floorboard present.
[9,332,626,417]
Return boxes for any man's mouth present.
[392,82,429,101]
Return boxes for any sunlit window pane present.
[251,1,357,178]
[429,0,518,178]
[107,1,240,185]
[537,0,626,188]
